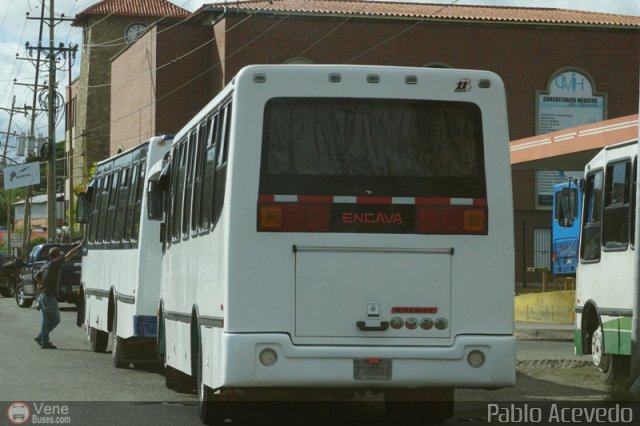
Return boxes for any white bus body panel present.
[161,65,515,390]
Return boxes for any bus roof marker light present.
[253,74,267,83]
[478,79,491,88]
[328,73,341,83]
[367,74,380,84]
[405,75,418,85]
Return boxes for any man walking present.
[34,243,83,349]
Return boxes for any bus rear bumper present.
[219,334,515,389]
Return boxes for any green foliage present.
[29,236,47,248]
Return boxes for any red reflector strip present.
[367,358,382,364]
[356,196,392,204]
[298,195,334,203]
[415,197,451,205]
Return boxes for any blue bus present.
[552,180,583,276]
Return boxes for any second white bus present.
[149,64,515,424]
[77,135,172,367]
[575,140,637,383]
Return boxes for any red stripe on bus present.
[298,195,334,204]
[258,194,275,202]
[356,196,393,204]
[415,197,450,205]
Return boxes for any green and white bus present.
[575,139,637,383]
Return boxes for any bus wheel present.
[384,388,453,425]
[592,324,630,384]
[112,316,128,368]
[197,346,225,425]
[165,365,194,393]
[89,327,108,353]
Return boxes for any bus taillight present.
[258,203,331,232]
[416,206,487,235]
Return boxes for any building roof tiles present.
[202,0,640,27]
[74,0,191,25]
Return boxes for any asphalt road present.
[0,295,620,426]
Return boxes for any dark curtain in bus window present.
[580,171,603,261]
[556,188,576,227]
[88,177,103,244]
[114,167,130,243]
[602,161,630,250]
[265,99,482,178]
[132,164,146,243]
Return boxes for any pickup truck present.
[15,243,82,308]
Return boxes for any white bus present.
[148,64,515,424]
[575,140,637,383]
[77,135,172,367]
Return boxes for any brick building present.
[65,0,190,220]
[67,0,640,283]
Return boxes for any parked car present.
[15,243,82,308]
[0,254,22,298]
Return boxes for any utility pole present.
[47,0,56,242]
[23,0,75,244]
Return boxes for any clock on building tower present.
[125,23,147,43]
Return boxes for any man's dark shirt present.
[40,257,64,298]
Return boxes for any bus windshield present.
[260,98,485,198]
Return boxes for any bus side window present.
[200,113,219,231]
[211,102,231,228]
[192,119,209,235]
[105,170,121,245]
[113,167,130,244]
[87,177,103,246]
[96,174,112,246]
[171,142,186,244]
[580,170,603,261]
[124,164,139,245]
[131,162,146,245]
[183,131,197,239]
[602,160,630,250]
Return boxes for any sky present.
[0,0,638,161]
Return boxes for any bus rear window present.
[259,98,485,198]
[258,98,487,234]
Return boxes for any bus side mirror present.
[76,192,90,224]
[147,181,164,221]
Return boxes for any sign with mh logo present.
[535,68,605,135]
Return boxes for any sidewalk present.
[515,321,574,341]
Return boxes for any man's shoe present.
[34,336,42,346]
[41,342,57,349]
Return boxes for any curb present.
[515,324,574,341]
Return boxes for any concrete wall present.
[515,290,576,324]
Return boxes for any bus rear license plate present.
[353,359,391,381]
